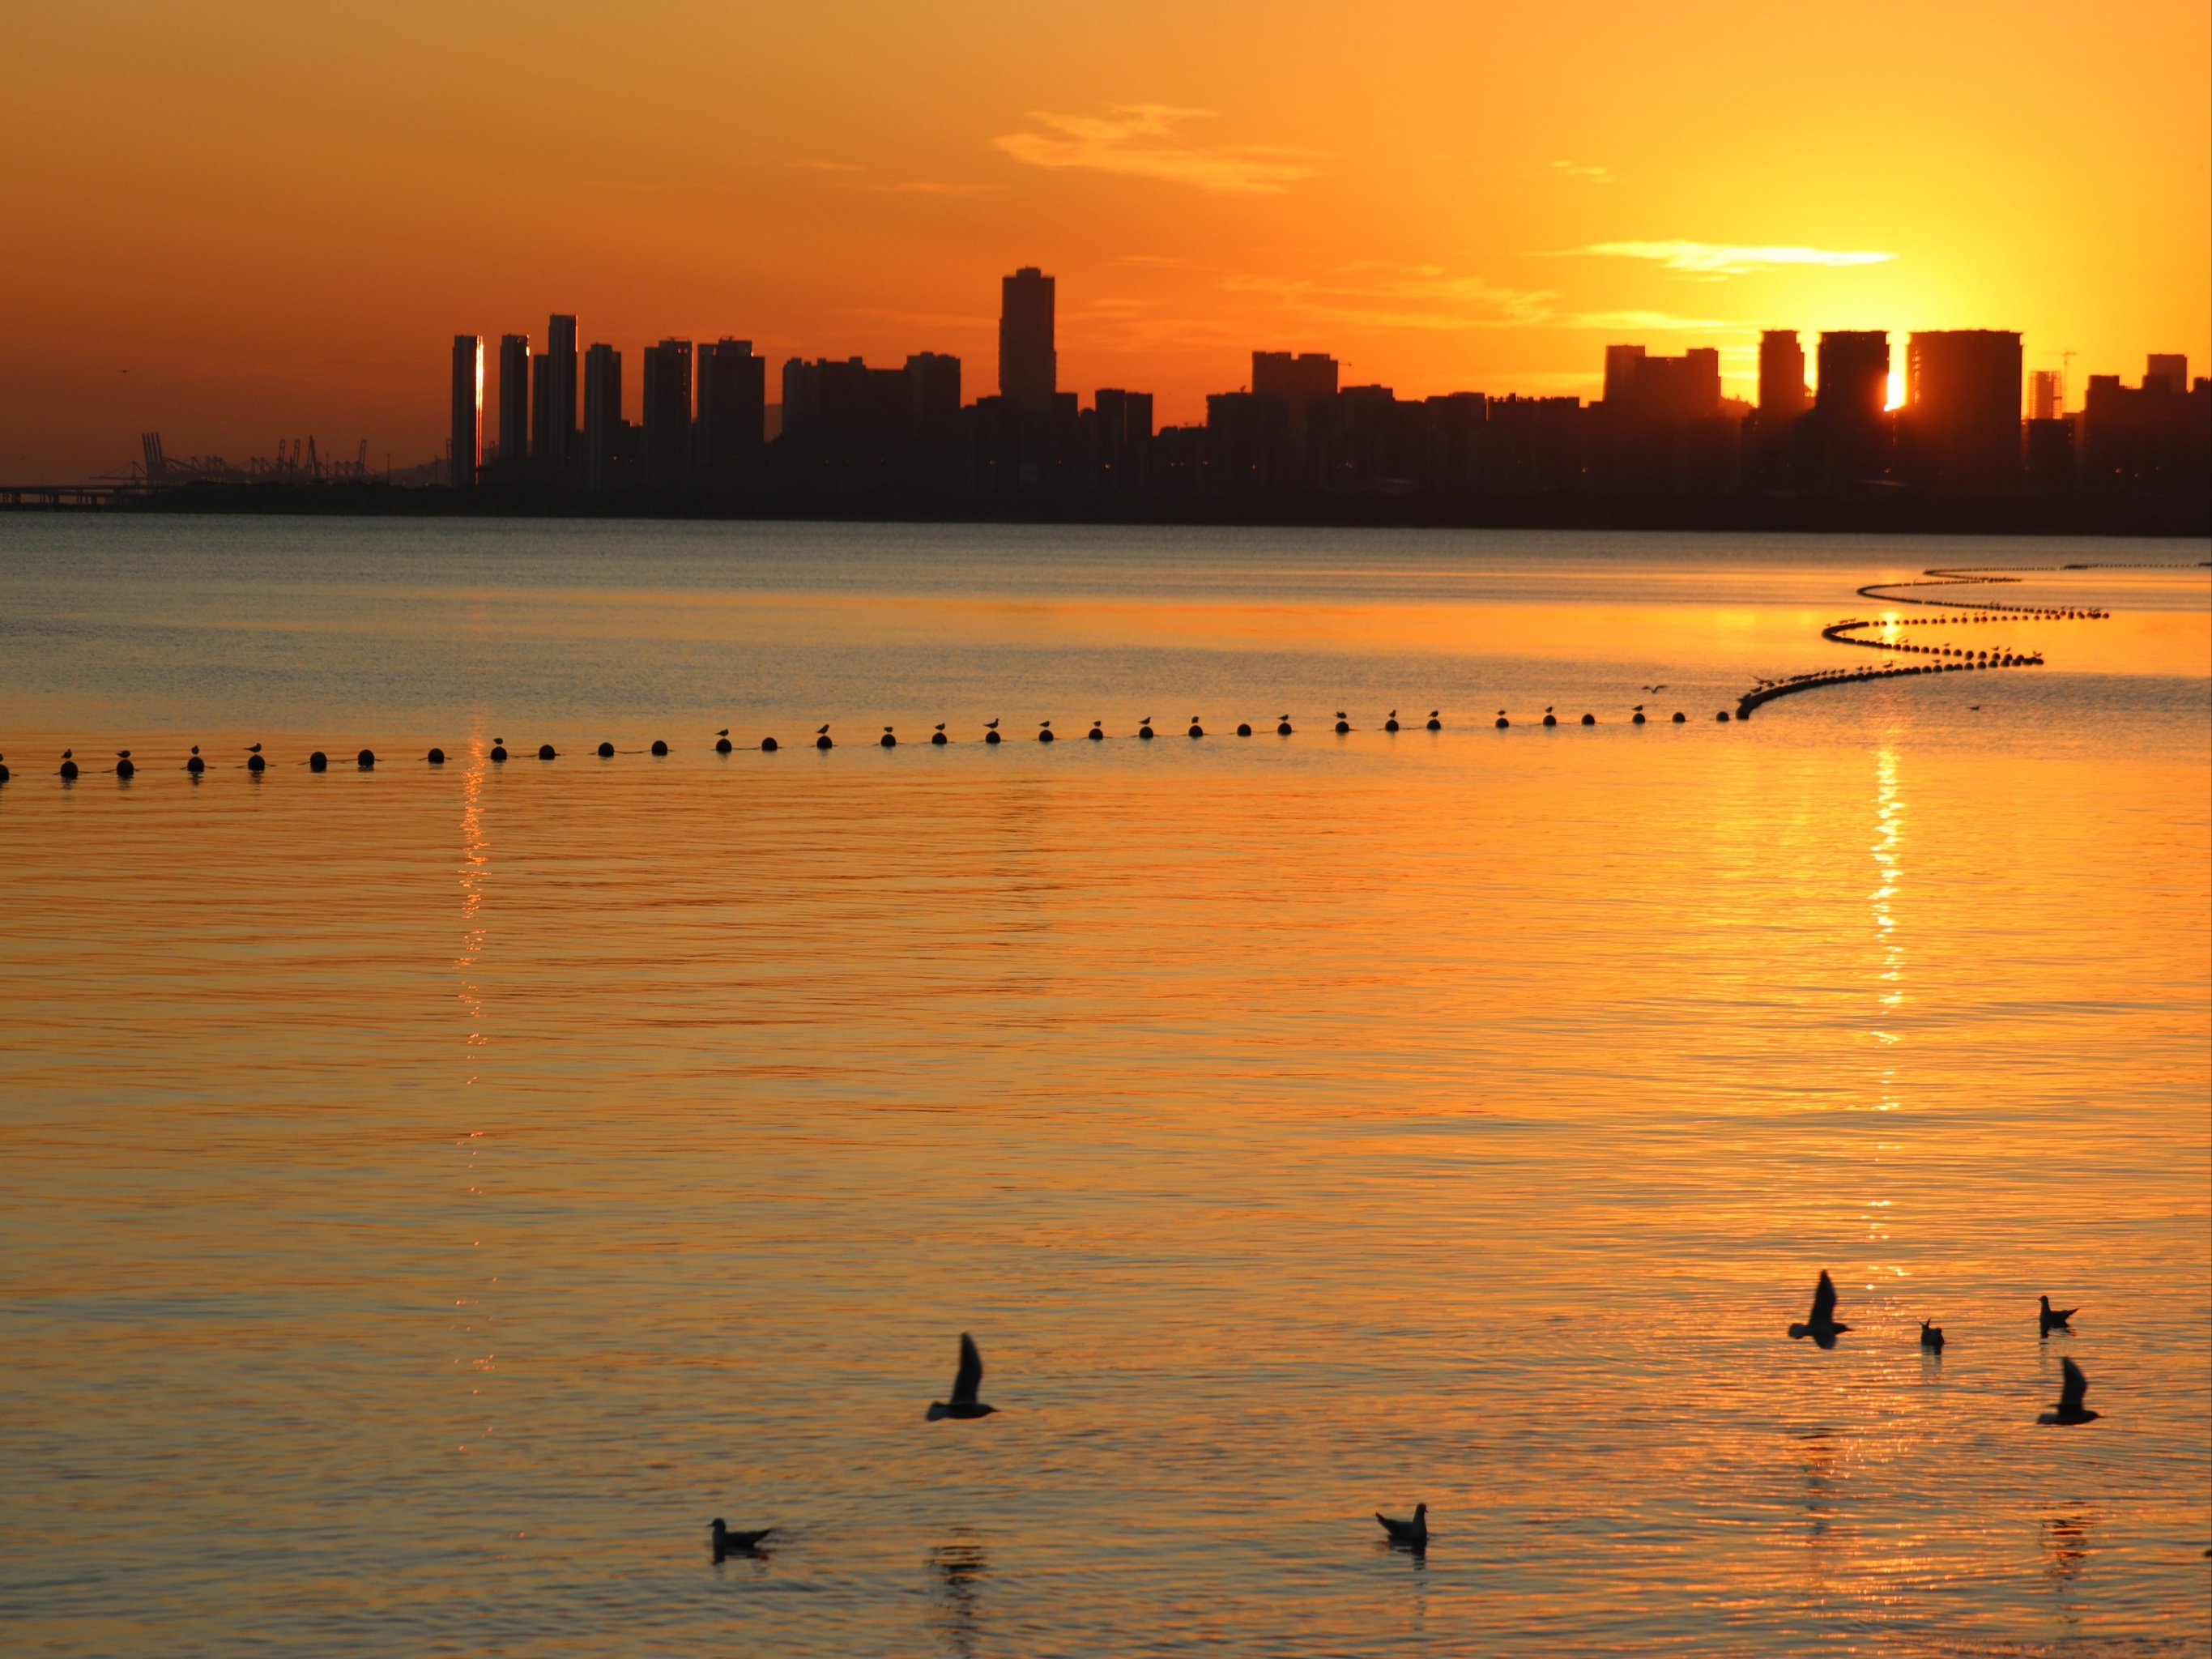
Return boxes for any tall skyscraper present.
[1815,332,1890,422]
[497,334,531,476]
[696,339,766,484]
[583,343,622,493]
[539,314,578,480]
[1905,330,2022,484]
[1605,348,1721,420]
[449,335,482,488]
[905,352,962,420]
[1251,352,1338,443]
[1758,331,1809,420]
[2145,353,2189,393]
[641,339,693,487]
[999,267,1056,412]
[2028,369,2064,421]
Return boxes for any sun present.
[1885,368,1905,411]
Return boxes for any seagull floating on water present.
[2039,1295,2078,1335]
[927,1333,996,1421]
[1920,1319,1945,1353]
[1788,1271,1850,1348]
[2039,1356,2100,1425]
[1375,1503,1428,1550]
[710,1519,774,1559]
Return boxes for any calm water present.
[2,518,2207,1657]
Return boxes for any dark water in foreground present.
[2,519,2207,1655]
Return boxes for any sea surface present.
[1,518,2207,1657]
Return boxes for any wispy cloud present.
[1580,240,1897,276]
[1225,267,1562,332]
[994,106,1319,195]
[1552,159,1613,185]
[867,180,998,196]
[788,159,863,173]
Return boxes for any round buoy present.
[538,744,556,760]
[1138,723,1154,740]
[247,753,266,774]
[1038,727,1055,744]
[1426,714,1441,731]
[1632,712,1647,725]
[1580,713,1595,726]
[880,731,897,748]
[117,757,135,778]
[651,740,668,757]
[1087,725,1104,741]
[597,741,616,757]
[1715,710,1731,723]
[1542,713,1558,727]
[1495,716,1509,729]
[931,731,948,746]
[816,734,833,751]
[0,762,8,785]
[761,736,779,753]
[357,749,375,769]
[1671,712,1686,724]
[428,747,446,764]
[1276,720,1293,736]
[1237,723,1252,737]
[1188,723,1204,738]
[716,736,732,754]
[1385,718,1400,733]
[185,755,205,774]
[489,744,508,762]
[985,730,1002,744]
[309,751,328,771]
[59,759,79,780]
[1334,719,1350,734]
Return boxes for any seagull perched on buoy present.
[1920,1320,1945,1353]
[709,1520,774,1559]
[1788,1271,1849,1349]
[925,1333,996,1421]
[2039,1295,2078,1336]
[1375,1504,1428,1550]
[2038,1357,2100,1425]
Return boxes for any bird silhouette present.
[1920,1319,1945,1353]
[718,728,729,737]
[710,1519,774,1559]
[1788,1271,1849,1348]
[117,749,131,759]
[1375,1504,1428,1550]
[926,1333,996,1421]
[2039,1295,2078,1335]
[986,719,999,730]
[247,744,261,753]
[2038,1356,2100,1425]
[1642,684,1667,694]
[817,724,831,736]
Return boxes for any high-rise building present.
[1251,352,1340,446]
[2145,353,2189,394]
[1602,344,1648,406]
[906,352,962,420]
[696,339,766,484]
[449,335,482,488]
[2028,369,2065,421]
[539,315,578,480]
[1816,332,1890,421]
[999,267,1056,412]
[1758,331,1809,420]
[641,339,693,488]
[1905,330,2022,485]
[497,334,531,476]
[583,343,621,492]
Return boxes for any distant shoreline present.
[2,480,2206,539]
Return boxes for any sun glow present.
[1885,369,1906,411]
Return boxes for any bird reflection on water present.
[927,1533,989,1659]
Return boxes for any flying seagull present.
[1641,684,1667,694]
[1788,1271,1849,1348]
[1375,1503,1428,1550]
[2038,1356,2100,1425]
[710,1519,774,1559]
[926,1333,996,1421]
[2039,1295,2078,1336]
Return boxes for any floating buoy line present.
[1731,561,2197,720]
[12,562,2193,785]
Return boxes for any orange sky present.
[3,0,2206,480]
